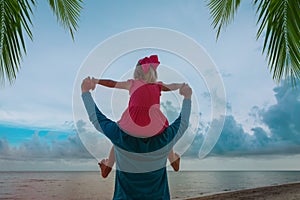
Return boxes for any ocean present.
[1,171,300,199]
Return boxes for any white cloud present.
[0,131,93,161]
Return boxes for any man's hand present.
[179,83,192,99]
[81,77,96,93]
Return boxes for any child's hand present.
[81,77,96,93]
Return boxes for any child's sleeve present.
[126,79,134,93]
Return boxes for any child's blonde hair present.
[134,64,157,83]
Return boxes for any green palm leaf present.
[208,0,300,84]
[0,0,83,86]
[255,0,300,84]
[47,0,83,40]
[207,0,241,39]
[0,0,34,85]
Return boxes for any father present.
[81,77,192,200]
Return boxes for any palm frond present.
[255,0,300,84]
[0,0,34,85]
[207,0,241,39]
[47,0,83,40]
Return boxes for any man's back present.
[114,168,170,200]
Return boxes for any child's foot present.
[170,153,180,172]
[98,159,112,178]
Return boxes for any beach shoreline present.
[2,171,300,200]
[186,182,300,200]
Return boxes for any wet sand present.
[186,182,300,200]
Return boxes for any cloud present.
[0,100,185,162]
[183,80,300,157]
[161,101,179,122]
[261,83,300,143]
[1,80,299,162]
[0,138,10,156]
[0,129,93,161]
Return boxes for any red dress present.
[118,79,169,137]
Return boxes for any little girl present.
[93,55,184,178]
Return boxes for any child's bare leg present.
[98,146,115,178]
[168,149,180,172]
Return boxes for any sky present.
[0,1,299,171]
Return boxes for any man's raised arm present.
[81,77,120,142]
[160,84,192,145]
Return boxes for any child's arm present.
[161,83,184,91]
[93,78,131,90]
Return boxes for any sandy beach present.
[186,182,300,200]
